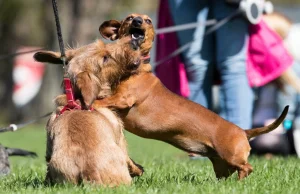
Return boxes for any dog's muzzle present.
[132,17,143,27]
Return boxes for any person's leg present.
[278,62,300,157]
[213,0,254,129]
[168,0,214,109]
[277,81,297,127]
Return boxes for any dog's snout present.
[132,17,143,26]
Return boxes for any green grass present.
[0,125,299,194]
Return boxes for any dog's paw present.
[129,159,144,177]
[54,94,68,107]
[130,166,144,177]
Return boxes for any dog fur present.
[34,37,142,109]
[90,14,289,180]
[35,38,144,185]
[45,105,142,186]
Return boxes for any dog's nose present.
[132,17,143,27]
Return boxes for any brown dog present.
[99,13,154,62]
[34,36,141,109]
[89,13,289,180]
[35,38,143,185]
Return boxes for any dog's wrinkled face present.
[99,13,155,56]
[34,37,141,108]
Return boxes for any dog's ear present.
[75,72,100,109]
[99,20,121,41]
[33,50,75,64]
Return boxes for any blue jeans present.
[168,0,254,129]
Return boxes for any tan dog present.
[89,14,289,180]
[34,36,141,109]
[35,38,144,185]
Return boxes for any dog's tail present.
[5,148,37,157]
[245,105,289,139]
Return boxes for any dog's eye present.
[127,16,134,21]
[145,19,152,24]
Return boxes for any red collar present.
[57,77,93,117]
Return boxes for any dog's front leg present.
[118,132,144,177]
[93,92,136,109]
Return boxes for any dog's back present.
[46,108,132,186]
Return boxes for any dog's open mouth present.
[129,27,145,40]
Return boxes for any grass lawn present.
[0,124,299,194]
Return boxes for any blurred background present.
[0,0,159,123]
[0,0,299,124]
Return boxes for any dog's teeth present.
[131,34,137,40]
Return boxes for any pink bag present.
[155,0,190,97]
[247,20,293,87]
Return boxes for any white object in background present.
[12,47,45,107]
[285,24,300,62]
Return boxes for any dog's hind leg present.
[209,157,237,179]
[127,158,144,177]
[216,140,253,180]
[117,133,144,177]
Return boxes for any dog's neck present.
[138,52,152,73]
[141,54,150,64]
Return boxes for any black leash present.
[51,0,67,68]
[154,9,242,67]
[0,112,52,133]
[51,0,81,113]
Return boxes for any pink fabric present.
[155,0,190,97]
[247,20,293,87]
[155,0,293,95]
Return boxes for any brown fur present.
[99,13,155,58]
[89,14,290,180]
[34,37,141,108]
[36,38,144,185]
[45,105,143,186]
